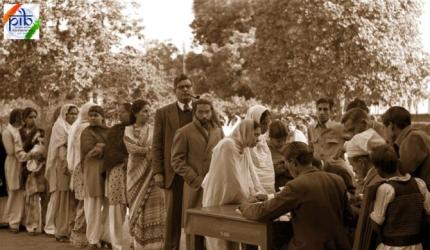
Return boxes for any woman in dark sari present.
[20,107,46,234]
[80,105,110,249]
[124,100,165,250]
[103,103,131,250]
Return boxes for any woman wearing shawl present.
[80,105,110,249]
[245,105,275,194]
[45,104,78,242]
[19,107,46,235]
[68,102,96,247]
[124,100,165,250]
[103,103,131,250]
[202,119,264,250]
[2,109,39,233]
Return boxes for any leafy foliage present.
[0,0,145,106]
[192,0,430,107]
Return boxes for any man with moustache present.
[171,98,224,249]
[307,98,343,162]
[152,74,195,250]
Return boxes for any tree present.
[192,0,430,107]
[249,0,429,106]
[192,0,254,46]
[92,46,175,123]
[0,0,145,106]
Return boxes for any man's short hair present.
[88,105,105,118]
[192,98,212,111]
[316,98,334,110]
[341,108,369,124]
[173,74,191,88]
[346,98,369,113]
[284,141,313,165]
[370,145,399,175]
[381,106,411,129]
[269,120,288,139]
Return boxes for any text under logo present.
[3,3,40,40]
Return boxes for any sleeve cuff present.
[369,211,384,225]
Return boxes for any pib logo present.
[3,3,40,40]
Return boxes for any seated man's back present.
[241,168,352,250]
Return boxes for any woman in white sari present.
[202,119,265,250]
[67,102,96,247]
[45,104,78,241]
[245,105,275,194]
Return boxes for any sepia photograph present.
[1,0,430,249]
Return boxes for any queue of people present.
[0,74,429,250]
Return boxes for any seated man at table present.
[239,141,354,250]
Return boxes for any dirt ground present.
[0,228,82,250]
[0,227,186,250]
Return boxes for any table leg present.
[261,223,273,250]
[187,234,204,250]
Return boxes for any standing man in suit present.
[171,98,224,249]
[152,74,195,250]
[239,141,354,250]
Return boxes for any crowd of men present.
[0,73,429,250]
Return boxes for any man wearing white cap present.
[344,126,386,196]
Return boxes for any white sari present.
[67,102,96,199]
[202,119,264,250]
[45,104,76,192]
[245,105,275,194]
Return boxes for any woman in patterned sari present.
[124,100,165,250]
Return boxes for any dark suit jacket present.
[152,102,192,189]
[395,126,430,189]
[240,168,353,250]
[171,119,224,224]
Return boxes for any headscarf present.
[344,128,386,158]
[202,119,265,207]
[245,105,268,124]
[45,104,77,179]
[229,119,258,151]
[244,105,275,194]
[67,102,96,172]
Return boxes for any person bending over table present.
[239,141,354,250]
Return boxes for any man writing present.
[240,142,353,250]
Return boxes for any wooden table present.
[185,205,273,250]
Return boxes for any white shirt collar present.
[177,101,192,111]
[386,173,411,182]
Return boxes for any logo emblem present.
[3,3,40,40]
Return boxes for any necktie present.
[183,103,191,112]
